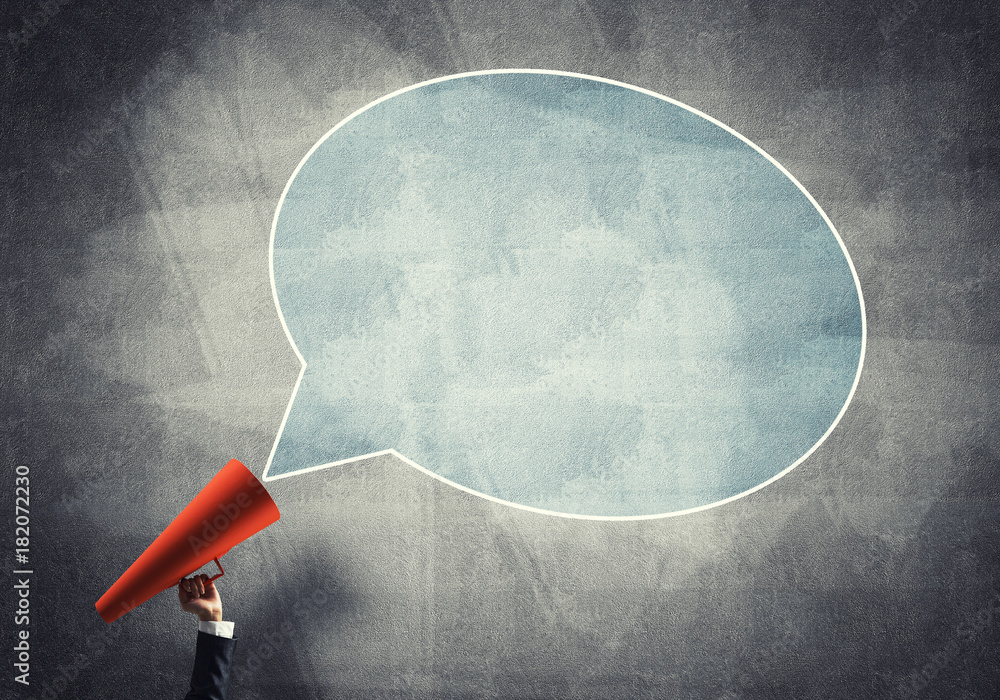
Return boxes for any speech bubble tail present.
[263,369,402,481]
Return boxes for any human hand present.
[178,574,223,622]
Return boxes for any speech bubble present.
[262,70,864,519]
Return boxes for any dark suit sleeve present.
[184,631,237,700]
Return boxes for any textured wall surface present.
[2,1,998,698]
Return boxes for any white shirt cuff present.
[198,620,235,638]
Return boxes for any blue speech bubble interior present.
[268,72,864,517]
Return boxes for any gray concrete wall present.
[3,1,998,697]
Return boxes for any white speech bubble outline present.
[260,69,867,520]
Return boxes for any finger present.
[195,578,205,596]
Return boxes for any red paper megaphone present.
[96,459,280,624]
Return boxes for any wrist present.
[197,610,223,622]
